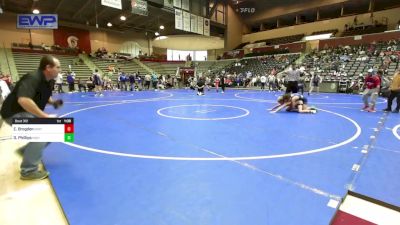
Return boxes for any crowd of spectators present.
[13,42,80,54]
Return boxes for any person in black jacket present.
[197,77,205,96]
[220,74,226,93]
[129,73,135,91]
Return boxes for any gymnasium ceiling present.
[0,0,182,34]
[1,0,399,35]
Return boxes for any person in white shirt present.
[268,74,275,91]
[41,43,51,51]
[245,71,252,87]
[55,72,63,93]
[246,71,252,79]
[250,76,257,88]
[144,74,151,90]
[0,79,11,128]
[0,79,10,97]
[0,78,10,101]
[191,76,198,90]
[260,74,267,91]
[205,76,211,91]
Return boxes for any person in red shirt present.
[362,69,381,112]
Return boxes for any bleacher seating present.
[142,61,185,75]
[12,51,92,79]
[254,34,304,45]
[225,54,300,76]
[194,61,214,74]
[118,61,149,75]
[12,43,79,55]
[343,43,399,77]
[91,58,148,78]
[301,40,399,83]
[12,43,42,50]
[91,58,115,74]
[341,25,387,37]
[195,60,236,75]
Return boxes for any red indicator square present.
[65,124,74,133]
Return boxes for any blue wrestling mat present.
[41,89,399,225]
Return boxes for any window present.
[167,49,208,61]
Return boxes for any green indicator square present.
[64,133,74,142]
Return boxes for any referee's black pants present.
[286,81,298,94]
[386,91,400,111]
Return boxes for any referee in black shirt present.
[1,55,63,180]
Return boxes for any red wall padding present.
[253,42,305,54]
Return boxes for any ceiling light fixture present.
[120,16,126,21]
[107,22,112,27]
[155,36,168,40]
[159,25,164,30]
[32,9,40,14]
[155,32,160,36]
[304,33,333,41]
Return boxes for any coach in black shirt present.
[1,55,62,180]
